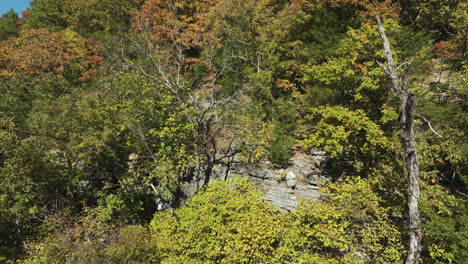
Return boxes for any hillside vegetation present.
[0,0,466,263]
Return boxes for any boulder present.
[285,171,297,188]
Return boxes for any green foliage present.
[19,176,408,264]
[0,135,73,222]
[0,9,19,41]
[268,128,294,167]
[23,215,155,264]
[282,178,404,263]
[94,192,145,222]
[298,106,391,173]
[105,225,155,264]
[0,0,466,263]
[411,0,462,37]
[150,177,284,264]
[225,97,274,163]
[0,75,38,125]
[25,0,68,30]
[300,20,400,116]
[419,182,468,263]
[148,177,404,263]
[416,127,468,263]
[268,99,299,167]
[111,72,195,200]
[63,0,143,37]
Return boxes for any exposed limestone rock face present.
[181,150,329,211]
[263,182,297,211]
[285,171,296,188]
[310,148,328,166]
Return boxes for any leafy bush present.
[282,178,404,263]
[150,177,284,264]
[298,106,391,173]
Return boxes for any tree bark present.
[376,16,422,264]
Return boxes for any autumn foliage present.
[0,28,102,80]
[0,0,466,263]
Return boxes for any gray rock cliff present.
[181,150,330,211]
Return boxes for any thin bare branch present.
[415,114,443,138]
[439,173,468,197]
[397,61,413,70]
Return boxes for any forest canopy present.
[0,0,466,263]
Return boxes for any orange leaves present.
[0,28,102,80]
[80,39,104,81]
[134,0,189,45]
[21,10,31,20]
[133,0,171,33]
[276,79,294,91]
[0,39,14,78]
[340,0,399,19]
[0,28,69,77]
[132,0,223,90]
[134,0,220,50]
[433,41,464,60]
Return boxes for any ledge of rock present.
[182,150,330,211]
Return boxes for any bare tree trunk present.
[376,16,422,264]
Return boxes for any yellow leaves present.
[298,106,391,166]
[229,105,274,163]
[428,244,455,263]
[174,1,186,9]
[62,29,86,57]
[305,57,354,86]
[151,177,284,263]
[285,178,403,263]
[149,176,404,263]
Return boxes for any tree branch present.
[414,114,443,138]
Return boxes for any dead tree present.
[376,16,422,264]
